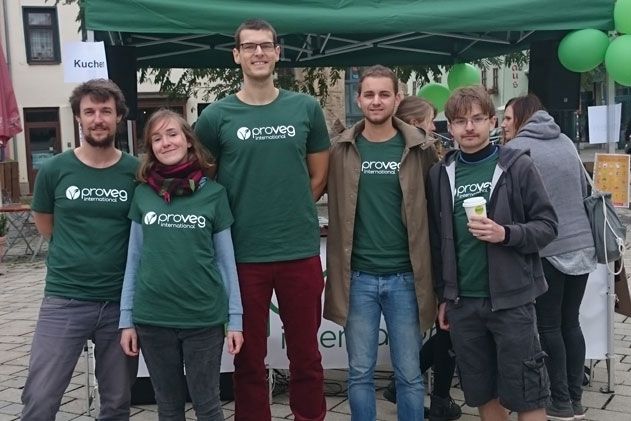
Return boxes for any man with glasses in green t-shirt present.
[325,65,438,421]
[195,18,329,421]
[21,79,139,420]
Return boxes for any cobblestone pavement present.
[3,211,631,420]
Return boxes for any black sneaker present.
[546,399,574,421]
[428,394,462,421]
[382,381,430,418]
[382,380,396,404]
[571,400,586,420]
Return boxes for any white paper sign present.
[63,41,108,83]
[588,104,622,144]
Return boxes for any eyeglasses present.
[450,116,489,129]
[239,42,277,53]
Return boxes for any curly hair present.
[69,79,128,118]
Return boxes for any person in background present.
[22,79,139,420]
[380,95,461,421]
[427,86,557,421]
[624,118,631,154]
[325,65,437,421]
[119,109,243,420]
[503,94,596,421]
[194,18,329,421]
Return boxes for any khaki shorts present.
[446,298,550,412]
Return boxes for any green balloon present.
[605,35,631,86]
[558,29,609,72]
[417,83,450,112]
[447,63,481,90]
[615,0,631,34]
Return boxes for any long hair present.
[508,94,544,134]
[396,95,442,156]
[137,109,215,182]
[396,96,436,126]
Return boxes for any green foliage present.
[581,64,606,91]
[0,214,7,237]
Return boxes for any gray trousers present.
[21,297,138,421]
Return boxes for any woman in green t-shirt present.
[119,109,243,420]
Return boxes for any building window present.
[24,108,61,192]
[345,67,364,127]
[481,68,487,89]
[489,68,499,94]
[22,7,61,64]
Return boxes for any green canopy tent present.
[85,0,621,396]
[84,0,616,68]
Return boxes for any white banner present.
[137,246,611,377]
[63,41,108,83]
[139,239,391,377]
[580,264,609,359]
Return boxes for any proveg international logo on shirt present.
[361,160,400,175]
[65,186,128,202]
[455,181,492,200]
[236,125,296,141]
[143,211,206,229]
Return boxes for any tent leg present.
[600,269,616,393]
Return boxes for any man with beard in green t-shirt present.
[195,19,329,421]
[21,79,139,421]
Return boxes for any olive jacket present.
[323,117,438,332]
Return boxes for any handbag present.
[580,162,626,273]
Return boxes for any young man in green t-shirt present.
[194,19,329,421]
[324,65,437,421]
[21,79,139,420]
[427,86,558,421]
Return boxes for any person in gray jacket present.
[427,86,558,421]
[503,94,596,421]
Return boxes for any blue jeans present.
[136,324,225,421]
[21,297,138,421]
[345,271,424,421]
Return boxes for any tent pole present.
[606,72,616,154]
[602,71,616,393]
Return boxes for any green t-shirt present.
[129,181,234,328]
[453,153,497,297]
[31,150,139,301]
[195,89,330,263]
[351,133,411,274]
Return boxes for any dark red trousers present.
[234,255,326,421]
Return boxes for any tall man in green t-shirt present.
[21,79,139,420]
[194,19,329,421]
[324,65,437,421]
[427,86,557,421]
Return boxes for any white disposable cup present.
[463,197,487,221]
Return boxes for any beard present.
[364,113,393,126]
[82,125,116,148]
[84,133,116,148]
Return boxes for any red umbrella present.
[0,39,22,153]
